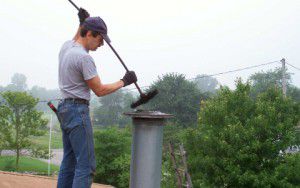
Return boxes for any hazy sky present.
[0,0,299,91]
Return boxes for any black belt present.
[63,98,89,105]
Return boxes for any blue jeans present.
[57,101,96,188]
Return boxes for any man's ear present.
[86,30,92,37]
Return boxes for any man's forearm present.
[95,80,124,97]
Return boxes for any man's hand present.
[121,71,137,87]
[78,8,90,25]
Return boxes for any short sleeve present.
[80,55,98,80]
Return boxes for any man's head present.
[79,17,111,51]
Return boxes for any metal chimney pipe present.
[124,110,173,188]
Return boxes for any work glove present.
[78,8,90,25]
[121,71,137,87]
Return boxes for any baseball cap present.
[82,17,111,43]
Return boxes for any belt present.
[63,98,89,105]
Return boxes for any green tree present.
[29,86,61,112]
[93,90,134,127]
[0,86,4,92]
[0,91,48,169]
[93,127,131,187]
[249,68,300,102]
[274,153,300,186]
[0,103,13,154]
[6,73,27,91]
[185,80,300,187]
[288,85,300,102]
[296,125,300,144]
[193,74,219,94]
[145,73,209,127]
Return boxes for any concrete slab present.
[0,171,113,188]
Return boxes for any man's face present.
[86,31,104,51]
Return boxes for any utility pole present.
[281,58,287,98]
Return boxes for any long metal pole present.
[48,114,52,176]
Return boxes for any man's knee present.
[74,165,95,177]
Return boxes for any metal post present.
[48,114,52,176]
[281,58,287,97]
[125,110,173,188]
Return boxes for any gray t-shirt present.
[58,40,98,100]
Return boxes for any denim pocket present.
[58,103,82,133]
[57,103,65,125]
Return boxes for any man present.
[57,8,137,188]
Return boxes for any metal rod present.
[68,0,79,10]
[106,41,143,95]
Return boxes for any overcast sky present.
[0,0,299,91]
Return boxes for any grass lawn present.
[30,126,110,149]
[30,126,116,149]
[31,131,63,149]
[0,156,59,175]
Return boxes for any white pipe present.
[48,114,52,176]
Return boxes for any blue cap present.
[82,17,111,43]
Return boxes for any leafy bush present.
[30,145,53,159]
[93,127,131,187]
[185,80,300,187]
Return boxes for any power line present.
[0,98,61,107]
[123,60,281,92]
[187,60,280,80]
[38,99,61,103]
[286,62,300,71]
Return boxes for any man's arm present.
[86,71,137,97]
[86,75,124,97]
[73,8,90,40]
[73,27,81,41]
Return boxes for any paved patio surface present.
[0,171,113,188]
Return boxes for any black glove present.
[78,8,90,25]
[121,71,137,87]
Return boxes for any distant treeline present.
[1,68,299,128]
